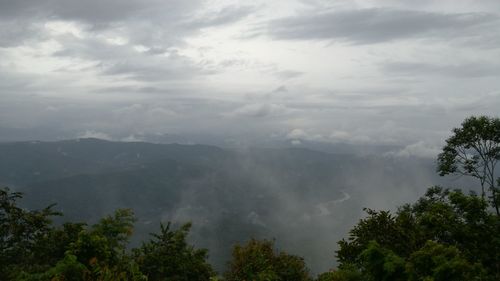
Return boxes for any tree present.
[133,222,215,281]
[315,265,362,281]
[0,187,60,280]
[336,208,419,266]
[274,251,312,281]
[67,209,146,281]
[437,115,500,215]
[69,209,135,267]
[16,254,89,281]
[406,241,486,281]
[0,186,218,281]
[334,187,500,280]
[225,238,311,281]
[358,241,406,281]
[16,207,146,281]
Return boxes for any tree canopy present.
[0,187,215,281]
[133,222,214,281]
[437,115,500,214]
[224,238,311,281]
[333,187,500,281]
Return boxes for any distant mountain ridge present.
[0,138,226,186]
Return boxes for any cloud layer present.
[267,8,499,44]
[0,0,499,155]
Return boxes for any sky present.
[1,0,499,155]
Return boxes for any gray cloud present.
[0,0,256,85]
[183,5,256,29]
[274,70,304,80]
[99,55,207,82]
[0,0,199,25]
[266,8,499,44]
[382,61,500,78]
[0,19,45,47]
[224,103,293,118]
[0,0,253,51]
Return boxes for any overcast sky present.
[1,0,499,155]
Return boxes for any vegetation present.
[329,115,500,281]
[0,187,214,280]
[437,115,500,214]
[224,239,310,281]
[133,222,215,281]
[0,115,498,280]
[333,187,499,280]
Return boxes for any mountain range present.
[0,138,471,274]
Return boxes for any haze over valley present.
[0,138,472,273]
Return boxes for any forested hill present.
[0,138,463,273]
[0,138,227,186]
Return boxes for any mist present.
[0,139,478,274]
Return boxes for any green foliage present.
[70,209,135,267]
[225,239,278,281]
[326,115,500,281]
[406,241,485,281]
[16,254,88,281]
[335,187,500,280]
[437,115,500,214]
[0,187,61,279]
[274,251,312,281]
[225,238,311,281]
[336,208,415,265]
[133,222,215,281]
[315,264,362,281]
[358,241,406,281]
[42,222,87,263]
[14,207,146,281]
[0,187,214,281]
